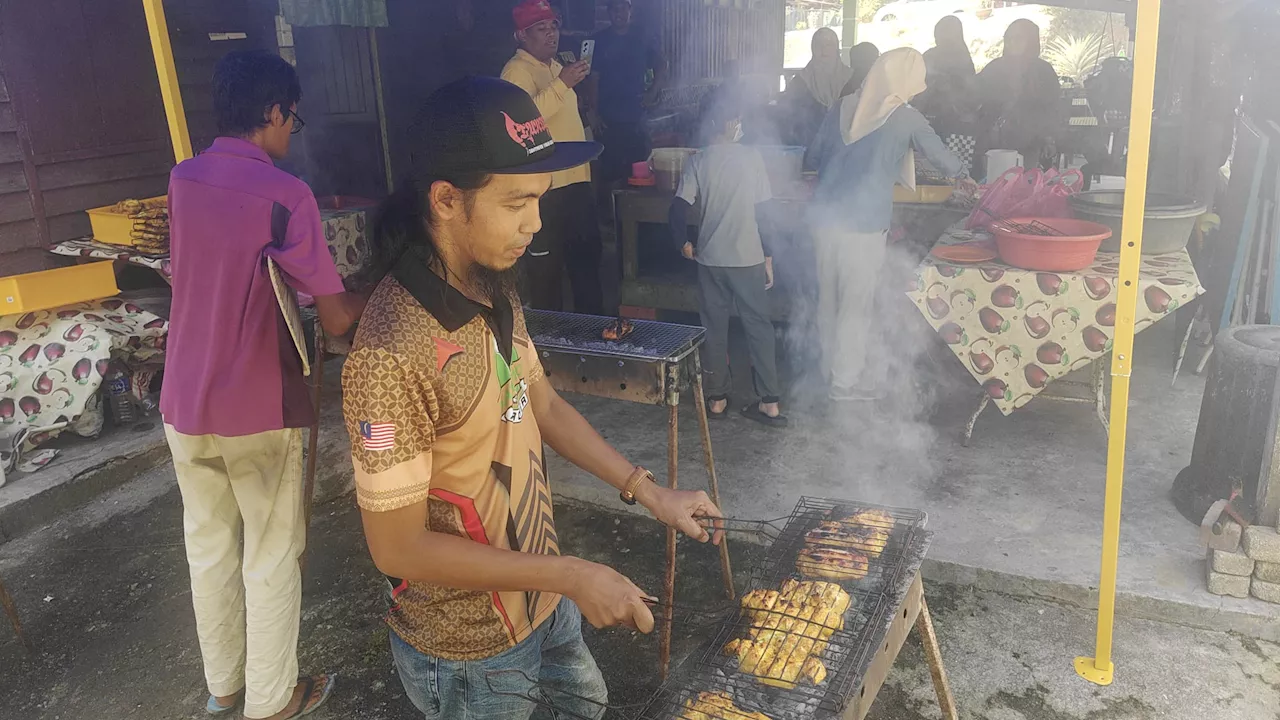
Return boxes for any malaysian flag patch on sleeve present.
[359,421,395,451]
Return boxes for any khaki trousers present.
[165,425,304,719]
[813,228,889,394]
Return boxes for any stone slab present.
[1254,561,1280,584]
[1249,577,1280,604]
[1206,567,1251,598]
[1242,525,1280,563]
[1206,518,1243,552]
[1209,548,1255,576]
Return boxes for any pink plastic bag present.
[966,167,1041,230]
[967,167,1084,229]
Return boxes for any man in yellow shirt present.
[501,0,604,314]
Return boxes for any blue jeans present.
[390,598,608,720]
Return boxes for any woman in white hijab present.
[804,47,969,401]
[785,27,851,145]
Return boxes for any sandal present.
[276,674,337,719]
[206,693,241,716]
[740,404,788,428]
[705,396,730,420]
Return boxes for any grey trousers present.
[697,263,781,402]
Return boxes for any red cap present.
[513,0,557,32]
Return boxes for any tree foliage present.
[1045,33,1115,82]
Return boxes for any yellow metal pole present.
[1074,0,1163,688]
[142,0,194,162]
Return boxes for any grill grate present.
[638,497,930,720]
[526,310,705,363]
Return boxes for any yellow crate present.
[0,262,119,316]
[86,196,166,247]
[894,184,954,204]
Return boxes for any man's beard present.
[469,262,519,303]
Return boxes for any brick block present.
[1255,561,1280,584]
[1208,548,1255,576]
[1206,567,1251,598]
[1206,519,1243,552]
[1250,578,1280,604]
[1242,526,1280,563]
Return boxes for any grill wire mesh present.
[638,497,930,720]
[525,310,705,363]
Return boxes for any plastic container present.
[649,148,696,193]
[1070,191,1205,254]
[104,361,137,426]
[1,261,119,316]
[985,149,1023,182]
[894,184,954,204]
[85,196,166,246]
[992,217,1113,272]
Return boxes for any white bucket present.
[985,149,1023,182]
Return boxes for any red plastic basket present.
[992,217,1113,272]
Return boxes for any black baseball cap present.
[408,76,601,178]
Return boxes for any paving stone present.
[1255,561,1280,584]
[1208,548,1255,576]
[1250,577,1280,604]
[1206,567,1251,598]
[1242,525,1280,563]
[1206,519,1243,552]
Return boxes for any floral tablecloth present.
[50,239,172,280]
[0,299,167,473]
[907,227,1204,415]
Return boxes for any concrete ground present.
[1,462,1277,720]
[1,306,1274,647]
[546,313,1280,641]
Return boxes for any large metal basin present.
[1070,191,1205,254]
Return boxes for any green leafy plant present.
[1045,33,1115,82]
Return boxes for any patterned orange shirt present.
[342,259,560,660]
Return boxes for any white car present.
[873,0,975,25]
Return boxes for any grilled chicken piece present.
[602,318,634,341]
[679,691,773,720]
[804,509,894,558]
[797,546,871,581]
[726,580,850,686]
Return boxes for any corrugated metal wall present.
[656,0,784,81]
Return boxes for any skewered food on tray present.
[723,579,850,688]
[678,691,773,720]
[602,317,635,341]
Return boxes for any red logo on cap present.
[503,111,549,149]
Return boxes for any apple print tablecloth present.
[0,299,168,475]
[907,228,1204,415]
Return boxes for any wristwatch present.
[619,466,655,506]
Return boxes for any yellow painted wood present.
[1076,0,1163,687]
[142,0,193,162]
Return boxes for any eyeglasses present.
[287,108,305,135]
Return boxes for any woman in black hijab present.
[918,16,977,147]
[975,19,1065,173]
[841,42,881,98]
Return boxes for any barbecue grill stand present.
[525,310,736,679]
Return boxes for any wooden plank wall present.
[0,0,277,278]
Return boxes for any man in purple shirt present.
[160,51,365,720]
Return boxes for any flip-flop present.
[740,404,788,428]
[282,674,337,719]
[705,397,730,420]
[206,693,241,716]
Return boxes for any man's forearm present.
[538,393,636,491]
[362,515,588,595]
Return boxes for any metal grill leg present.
[660,399,678,681]
[0,575,32,654]
[692,355,734,600]
[915,595,958,720]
